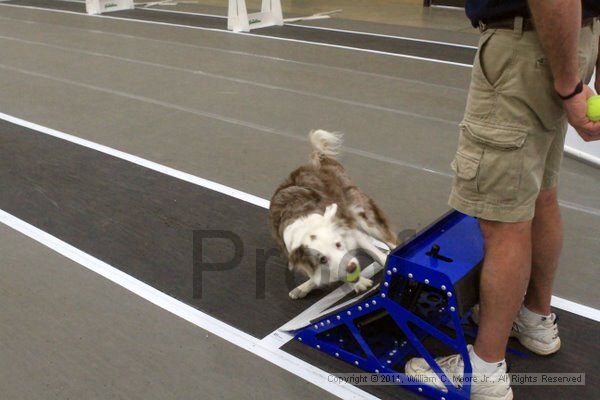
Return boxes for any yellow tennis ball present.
[587,95,600,122]
[345,266,362,283]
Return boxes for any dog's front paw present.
[289,286,308,299]
[353,277,373,293]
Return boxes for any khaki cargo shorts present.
[449,18,600,222]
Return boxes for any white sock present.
[469,347,505,375]
[520,305,551,324]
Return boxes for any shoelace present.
[552,314,560,339]
[437,353,464,374]
[432,354,465,389]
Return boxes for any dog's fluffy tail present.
[309,129,342,167]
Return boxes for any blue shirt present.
[466,0,600,27]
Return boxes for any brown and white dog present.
[269,130,398,299]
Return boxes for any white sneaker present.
[471,305,561,356]
[404,345,513,400]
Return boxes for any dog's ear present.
[288,245,315,277]
[324,203,338,221]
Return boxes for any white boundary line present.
[261,262,384,348]
[0,14,467,93]
[551,296,600,322]
[1,111,599,324]
[134,5,478,49]
[0,112,269,209]
[45,0,479,49]
[0,209,378,400]
[285,22,477,49]
[5,2,598,167]
[0,62,458,173]
[0,34,456,125]
[0,2,473,68]
[429,5,465,11]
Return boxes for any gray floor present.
[0,4,597,306]
[0,224,337,400]
[0,3,598,399]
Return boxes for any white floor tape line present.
[0,112,599,324]
[551,296,600,322]
[0,112,269,209]
[0,13,468,93]
[261,262,384,349]
[1,2,596,166]
[0,34,458,125]
[61,0,476,49]
[0,2,473,68]
[0,12,466,93]
[0,209,379,400]
[121,4,478,49]
[0,62,459,176]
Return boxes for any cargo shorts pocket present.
[461,120,527,150]
[465,29,516,119]
[451,122,528,203]
[451,152,479,181]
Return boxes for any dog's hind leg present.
[357,218,397,250]
[363,198,398,248]
[289,279,317,299]
[346,189,397,249]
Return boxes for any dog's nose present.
[346,262,358,273]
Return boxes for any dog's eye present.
[335,242,342,249]
[320,256,328,264]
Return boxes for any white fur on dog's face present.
[284,204,360,285]
[302,223,359,285]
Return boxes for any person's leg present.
[524,187,562,315]
[473,219,533,362]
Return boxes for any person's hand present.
[563,85,600,142]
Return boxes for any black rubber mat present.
[5,0,83,12]
[284,308,599,399]
[0,5,597,397]
[0,119,332,338]
[2,119,599,399]
[425,0,466,8]
[4,0,476,65]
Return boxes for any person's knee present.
[479,219,531,243]
[535,188,559,210]
[479,219,532,270]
